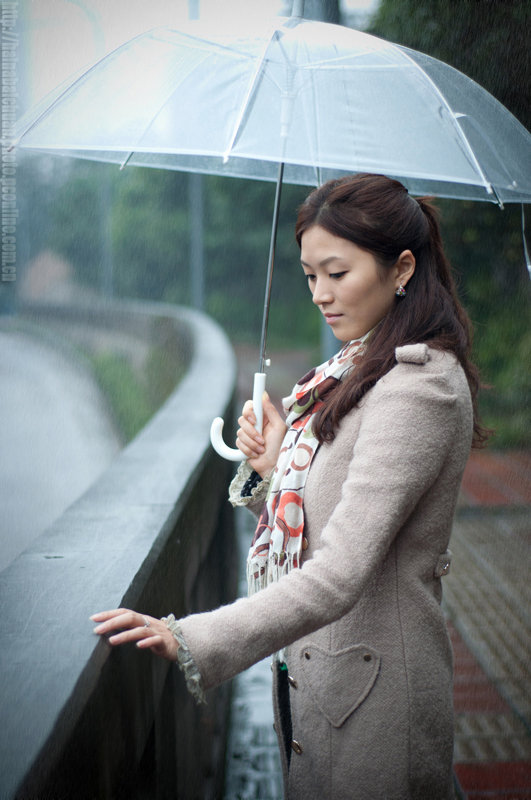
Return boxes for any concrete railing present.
[0,300,239,800]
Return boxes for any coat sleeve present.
[177,356,468,693]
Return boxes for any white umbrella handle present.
[210,372,266,461]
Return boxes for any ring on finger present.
[142,616,151,628]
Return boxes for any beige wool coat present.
[178,343,473,800]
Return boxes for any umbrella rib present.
[165,24,273,62]
[118,30,261,170]
[223,28,282,161]
[12,29,151,148]
[303,38,324,187]
[397,46,496,202]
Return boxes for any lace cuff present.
[162,613,206,705]
[228,461,271,509]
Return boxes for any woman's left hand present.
[91,608,179,661]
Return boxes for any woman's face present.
[300,225,399,342]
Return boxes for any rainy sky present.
[19,0,379,113]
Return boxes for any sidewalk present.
[445,501,531,799]
[225,349,530,799]
[453,452,530,798]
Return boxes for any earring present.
[395,284,407,297]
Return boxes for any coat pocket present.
[298,643,381,728]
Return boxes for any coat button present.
[288,675,298,689]
[291,740,303,755]
[363,653,372,662]
[304,651,311,660]
[302,537,309,551]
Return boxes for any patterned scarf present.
[247,335,369,595]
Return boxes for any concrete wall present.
[0,301,239,800]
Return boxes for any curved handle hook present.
[210,373,266,461]
[210,417,245,461]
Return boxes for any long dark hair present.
[295,173,488,447]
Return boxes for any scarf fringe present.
[246,552,298,596]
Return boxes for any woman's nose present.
[312,277,333,306]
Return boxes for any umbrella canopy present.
[12,13,531,458]
[14,16,531,205]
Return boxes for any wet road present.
[0,326,121,572]
[224,509,283,800]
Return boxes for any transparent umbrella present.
[13,9,531,458]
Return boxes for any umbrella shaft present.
[259,161,285,373]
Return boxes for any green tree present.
[370,0,530,130]
[112,168,189,302]
[49,161,110,290]
[202,176,311,344]
[369,0,531,447]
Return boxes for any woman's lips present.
[324,313,342,325]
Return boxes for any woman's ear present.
[394,249,416,289]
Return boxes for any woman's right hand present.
[91,609,179,661]
[236,392,287,478]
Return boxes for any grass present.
[91,345,185,443]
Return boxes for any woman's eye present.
[330,271,347,280]
[305,274,316,282]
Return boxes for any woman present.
[92,173,484,799]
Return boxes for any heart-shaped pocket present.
[298,643,381,728]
